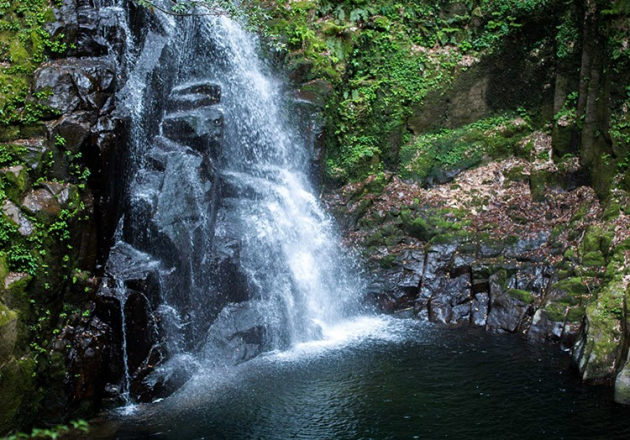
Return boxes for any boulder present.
[21,188,61,223]
[615,361,630,405]
[48,112,93,154]
[166,81,221,112]
[485,270,533,333]
[2,200,34,236]
[162,107,224,156]
[203,302,270,366]
[32,58,116,117]
[0,303,17,360]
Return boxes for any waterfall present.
[100,1,366,403]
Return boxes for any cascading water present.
[101,0,367,403]
[203,16,365,346]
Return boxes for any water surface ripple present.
[91,318,630,440]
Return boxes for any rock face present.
[93,68,271,402]
[327,157,630,402]
[369,238,578,344]
[0,0,129,433]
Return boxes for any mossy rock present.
[581,251,606,267]
[577,278,627,381]
[0,302,17,359]
[320,21,347,36]
[543,303,566,322]
[0,356,37,434]
[566,306,585,322]
[1,272,32,311]
[0,126,21,142]
[1,165,30,202]
[298,79,333,107]
[551,277,589,296]
[364,231,384,246]
[529,169,564,201]
[379,254,396,269]
[580,227,613,256]
[614,362,630,405]
[429,230,470,245]
[0,254,7,282]
[507,289,534,304]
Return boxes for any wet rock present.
[102,243,162,294]
[167,82,221,112]
[478,239,504,258]
[46,0,79,45]
[95,243,164,400]
[172,82,222,100]
[48,112,93,154]
[21,188,62,223]
[428,296,452,324]
[203,302,269,366]
[212,238,250,305]
[32,58,116,117]
[10,138,47,170]
[527,309,564,343]
[162,107,224,156]
[615,360,630,405]
[471,292,489,326]
[2,200,34,236]
[426,274,472,325]
[75,2,109,56]
[134,353,195,402]
[63,317,110,407]
[421,243,457,286]
[485,270,532,333]
[504,232,550,259]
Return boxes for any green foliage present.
[244,0,557,183]
[7,245,38,276]
[554,90,579,125]
[555,10,578,59]
[0,0,61,125]
[399,115,531,184]
[4,419,89,439]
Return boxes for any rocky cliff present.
[0,0,133,432]
[1,0,630,435]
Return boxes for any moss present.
[552,277,589,295]
[545,300,585,323]
[581,251,606,267]
[603,202,621,220]
[2,273,32,312]
[0,302,17,360]
[429,230,469,245]
[543,303,566,322]
[320,21,347,37]
[1,166,30,201]
[0,356,37,433]
[507,288,534,304]
[566,306,585,322]
[503,166,528,183]
[0,254,7,282]
[580,226,613,256]
[0,302,17,328]
[379,254,396,268]
[364,230,384,246]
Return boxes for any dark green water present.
[90,317,630,439]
